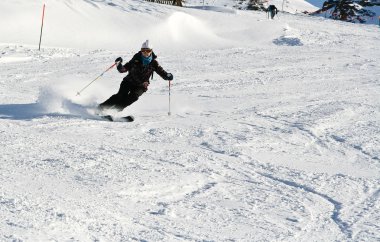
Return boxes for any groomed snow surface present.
[0,0,379,241]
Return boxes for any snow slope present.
[186,0,319,13]
[306,0,380,25]
[186,0,379,25]
[0,0,379,241]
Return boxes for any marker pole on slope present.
[38,4,46,51]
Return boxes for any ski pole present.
[76,61,119,96]
[168,80,171,116]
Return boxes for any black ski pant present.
[270,11,276,19]
[99,80,146,111]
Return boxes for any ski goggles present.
[141,49,152,53]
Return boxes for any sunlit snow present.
[0,0,379,241]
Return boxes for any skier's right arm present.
[115,57,125,73]
[117,64,127,73]
[116,55,138,73]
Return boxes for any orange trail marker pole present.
[38,4,46,51]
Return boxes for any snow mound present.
[151,11,226,50]
[273,36,303,46]
[273,24,304,46]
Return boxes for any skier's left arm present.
[153,61,173,81]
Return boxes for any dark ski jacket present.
[117,51,169,88]
[267,5,278,14]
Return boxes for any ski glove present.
[165,73,173,81]
[115,57,123,63]
[142,82,149,91]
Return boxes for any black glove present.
[165,73,173,81]
[115,57,123,63]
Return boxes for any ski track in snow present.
[0,0,380,241]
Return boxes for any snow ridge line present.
[253,110,379,161]
[257,172,353,239]
[185,182,217,200]
[351,189,380,240]
[331,135,380,161]
[252,110,328,148]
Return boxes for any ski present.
[100,115,134,122]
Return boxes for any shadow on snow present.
[0,103,83,121]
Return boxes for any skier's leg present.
[98,80,130,110]
[118,88,146,110]
[98,94,120,110]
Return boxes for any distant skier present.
[98,40,173,112]
[267,5,278,19]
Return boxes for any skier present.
[98,40,173,112]
[267,5,278,19]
